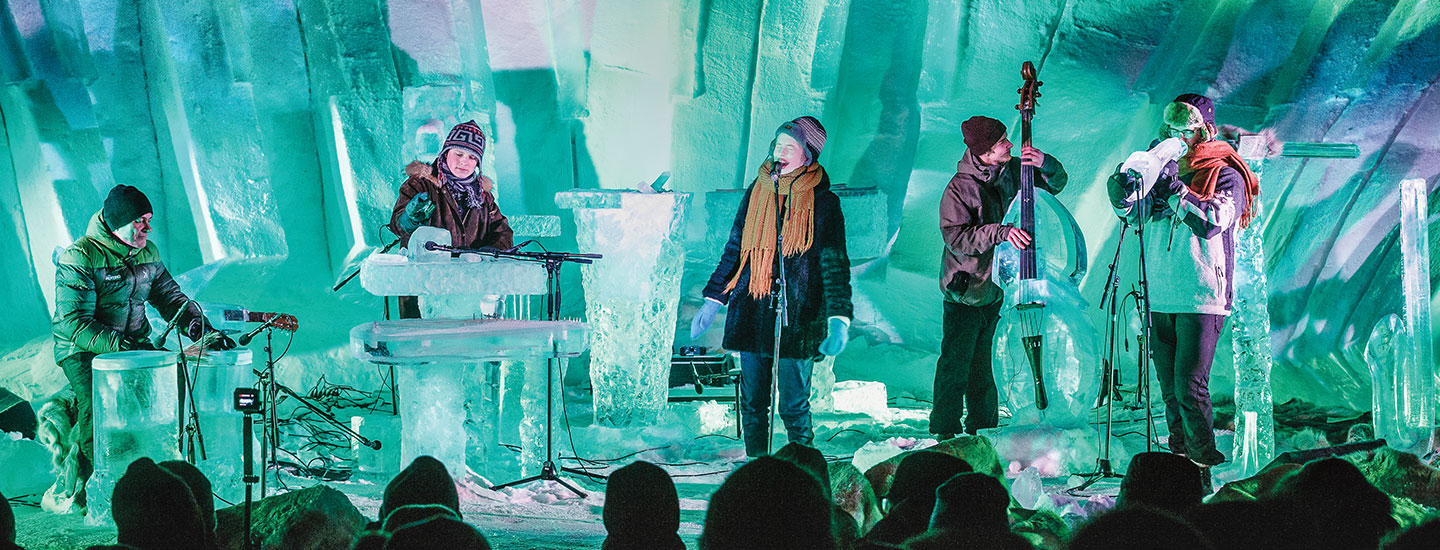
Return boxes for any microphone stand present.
[428,242,605,497]
[766,162,788,456]
[1073,171,1160,492]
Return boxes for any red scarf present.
[1183,140,1260,228]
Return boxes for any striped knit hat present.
[443,120,486,158]
[777,116,827,165]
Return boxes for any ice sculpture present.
[359,253,547,297]
[85,351,181,526]
[1398,178,1435,431]
[1367,314,1412,445]
[189,349,254,505]
[350,319,589,479]
[556,190,690,426]
[833,380,888,420]
[1231,193,1276,476]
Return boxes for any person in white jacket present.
[1106,94,1260,471]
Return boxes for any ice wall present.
[2,0,1439,412]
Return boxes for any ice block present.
[1367,314,1411,445]
[557,190,691,427]
[85,351,181,526]
[350,319,589,478]
[189,349,254,505]
[509,215,563,238]
[1398,178,1435,432]
[359,253,547,297]
[1231,196,1277,475]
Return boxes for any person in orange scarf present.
[1106,94,1260,486]
[690,116,854,457]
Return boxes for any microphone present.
[770,157,782,183]
[1118,137,1189,216]
[505,240,536,253]
[153,301,194,349]
[236,317,278,346]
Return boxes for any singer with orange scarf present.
[1106,94,1260,481]
[690,116,854,457]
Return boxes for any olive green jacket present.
[52,212,206,362]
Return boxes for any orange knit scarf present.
[1182,140,1261,228]
[723,161,824,299]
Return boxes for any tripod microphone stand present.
[430,243,604,497]
[1073,171,1160,491]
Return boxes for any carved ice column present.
[1231,154,1276,476]
[557,190,691,426]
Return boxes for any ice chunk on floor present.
[833,380,889,420]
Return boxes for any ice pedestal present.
[350,319,589,479]
[190,349,254,505]
[1398,178,1436,433]
[86,351,181,526]
[1231,197,1277,475]
[556,190,691,427]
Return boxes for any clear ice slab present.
[557,190,691,427]
[351,319,589,479]
[85,351,182,526]
[359,253,548,297]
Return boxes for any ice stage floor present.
[11,395,1232,550]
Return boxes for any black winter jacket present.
[703,173,854,359]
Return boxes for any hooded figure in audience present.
[857,451,973,549]
[1069,507,1214,550]
[603,461,685,550]
[1117,451,1206,515]
[109,458,207,550]
[157,460,217,550]
[1273,458,1396,550]
[384,508,491,550]
[928,472,1011,537]
[701,456,836,550]
[375,456,460,528]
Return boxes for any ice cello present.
[350,319,589,479]
[1398,178,1435,433]
[557,190,691,427]
[85,351,181,526]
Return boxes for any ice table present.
[190,349,253,504]
[85,350,181,526]
[350,319,589,479]
[556,189,691,426]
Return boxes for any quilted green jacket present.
[52,212,206,362]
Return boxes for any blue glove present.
[690,299,722,340]
[400,192,436,232]
[818,318,849,357]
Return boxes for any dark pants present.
[58,353,96,482]
[930,301,1001,435]
[398,296,422,319]
[1150,312,1226,465]
[738,352,813,456]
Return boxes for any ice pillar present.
[1398,178,1435,433]
[557,190,691,426]
[395,362,469,480]
[1228,156,1277,475]
[1367,314,1408,445]
[85,351,181,526]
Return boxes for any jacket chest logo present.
[103,273,122,282]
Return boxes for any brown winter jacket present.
[388,161,514,251]
[939,150,1066,306]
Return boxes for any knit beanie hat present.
[1117,452,1205,515]
[603,461,684,550]
[158,460,216,540]
[380,456,460,523]
[1164,93,1215,131]
[777,116,827,164]
[928,472,1010,534]
[443,120,486,159]
[102,184,153,228]
[887,450,973,504]
[961,116,1008,156]
[112,457,206,549]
